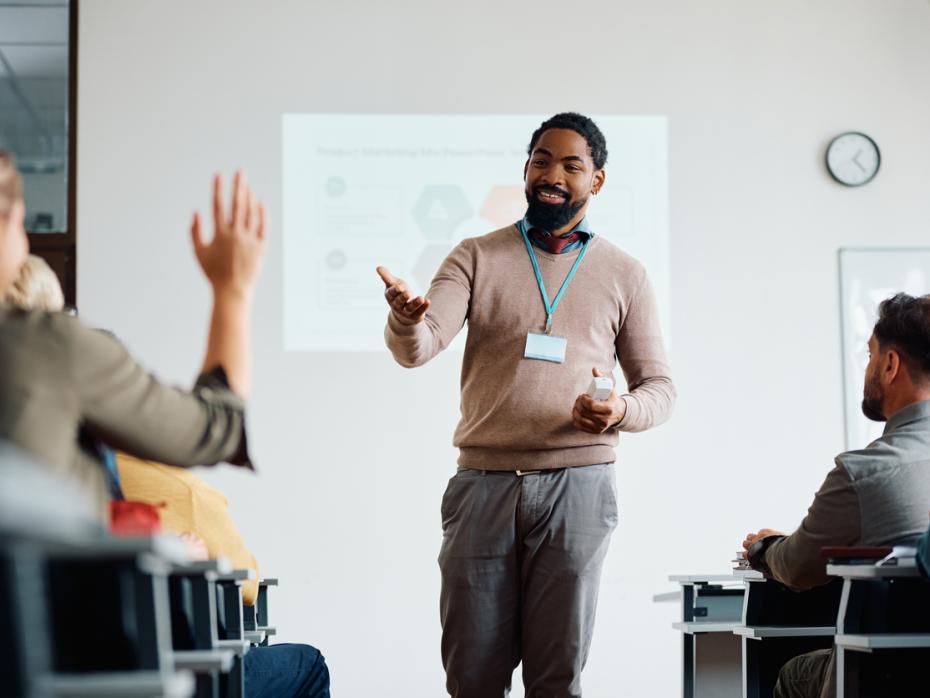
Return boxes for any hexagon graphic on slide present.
[479,185,525,228]
[412,244,452,290]
[411,186,472,241]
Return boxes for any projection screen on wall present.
[283,114,669,352]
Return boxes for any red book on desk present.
[821,546,893,562]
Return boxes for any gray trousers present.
[438,463,619,698]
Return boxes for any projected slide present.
[283,114,669,352]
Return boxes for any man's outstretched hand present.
[377,266,430,325]
[572,367,627,434]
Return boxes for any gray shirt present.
[762,399,930,590]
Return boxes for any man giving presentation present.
[377,112,676,698]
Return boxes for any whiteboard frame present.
[838,247,930,450]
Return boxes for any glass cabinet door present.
[0,0,71,234]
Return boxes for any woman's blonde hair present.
[0,151,23,222]
[5,254,65,311]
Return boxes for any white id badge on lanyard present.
[524,332,567,363]
[518,225,590,365]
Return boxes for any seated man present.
[118,454,330,697]
[742,293,930,698]
[0,152,264,516]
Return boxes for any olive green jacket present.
[0,306,251,518]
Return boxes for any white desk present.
[663,574,745,698]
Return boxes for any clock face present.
[826,132,881,187]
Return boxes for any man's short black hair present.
[527,113,608,170]
[873,292,930,380]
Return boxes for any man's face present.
[0,199,27,298]
[861,334,887,422]
[523,128,604,234]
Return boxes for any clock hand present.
[851,149,867,173]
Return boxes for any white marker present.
[586,376,614,401]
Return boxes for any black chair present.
[168,559,245,698]
[734,569,843,698]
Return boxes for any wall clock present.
[825,132,880,187]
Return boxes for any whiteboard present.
[839,248,930,449]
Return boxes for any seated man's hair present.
[874,293,930,381]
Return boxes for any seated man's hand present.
[742,528,785,553]
[572,367,626,434]
[178,531,210,561]
[192,171,268,300]
[376,266,430,325]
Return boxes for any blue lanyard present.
[519,229,590,334]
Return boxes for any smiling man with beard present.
[742,293,930,698]
[376,113,676,697]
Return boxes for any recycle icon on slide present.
[411,185,473,241]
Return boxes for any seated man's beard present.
[861,376,886,422]
[525,186,586,233]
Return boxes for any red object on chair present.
[109,499,165,536]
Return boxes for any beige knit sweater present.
[384,224,676,470]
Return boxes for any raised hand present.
[376,266,430,325]
[191,171,267,299]
[193,171,267,398]
[572,366,626,433]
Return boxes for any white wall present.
[77,1,930,695]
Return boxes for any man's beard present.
[861,371,886,422]
[525,185,586,233]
